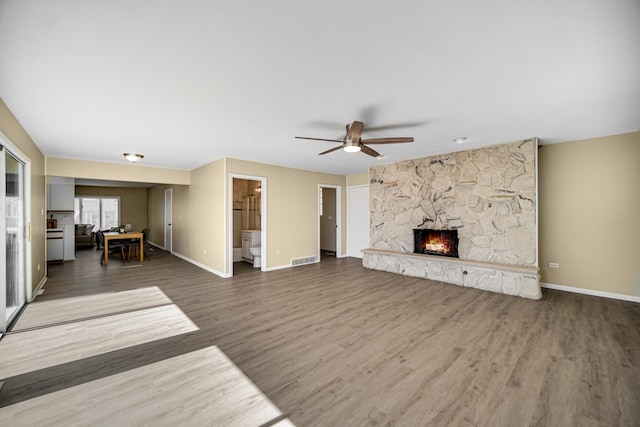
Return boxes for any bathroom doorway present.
[229,175,266,275]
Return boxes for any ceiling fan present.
[295,121,414,158]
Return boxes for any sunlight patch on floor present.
[0,304,198,379]
[0,346,294,427]
[12,286,173,331]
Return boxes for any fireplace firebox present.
[413,229,459,258]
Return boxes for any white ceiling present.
[1,0,638,176]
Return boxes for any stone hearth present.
[363,249,541,300]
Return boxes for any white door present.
[1,146,28,333]
[164,188,172,252]
[347,185,369,258]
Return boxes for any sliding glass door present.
[1,144,27,332]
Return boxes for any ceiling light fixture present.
[343,139,361,153]
[123,153,144,163]
[453,137,469,144]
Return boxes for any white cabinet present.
[241,230,260,262]
[49,183,74,211]
[48,177,75,211]
[47,229,64,262]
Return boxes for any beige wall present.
[347,172,369,186]
[188,159,227,273]
[226,158,346,269]
[0,97,47,292]
[170,185,190,256]
[147,160,226,274]
[47,157,190,185]
[539,131,640,297]
[75,186,148,231]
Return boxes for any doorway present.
[229,175,266,276]
[318,185,341,260]
[1,135,31,334]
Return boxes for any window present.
[74,197,120,230]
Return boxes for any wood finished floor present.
[1,247,639,426]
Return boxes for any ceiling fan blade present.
[318,145,344,155]
[295,136,345,143]
[365,121,427,131]
[347,121,364,142]
[360,145,381,158]
[360,137,414,144]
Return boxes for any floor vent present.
[291,255,316,266]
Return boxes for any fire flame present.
[424,237,450,254]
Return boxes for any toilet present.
[249,247,261,268]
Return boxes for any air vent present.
[291,255,317,266]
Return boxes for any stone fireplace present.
[362,138,541,300]
[414,229,459,258]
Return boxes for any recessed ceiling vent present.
[291,256,316,266]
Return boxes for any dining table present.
[103,231,144,266]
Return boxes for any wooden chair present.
[142,228,150,260]
[96,230,127,265]
[125,228,149,261]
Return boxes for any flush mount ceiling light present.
[123,153,144,163]
[453,137,469,144]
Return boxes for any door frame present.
[0,130,32,333]
[318,184,342,259]
[228,174,267,275]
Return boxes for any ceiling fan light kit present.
[343,140,361,153]
[296,120,414,158]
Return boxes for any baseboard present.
[541,282,640,303]
[264,263,295,272]
[31,276,48,302]
[171,252,231,278]
[148,241,164,251]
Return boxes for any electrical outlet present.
[548,262,560,268]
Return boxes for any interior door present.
[164,188,172,252]
[1,148,27,332]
